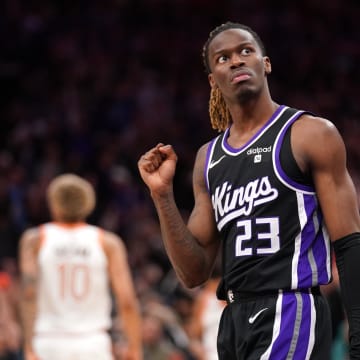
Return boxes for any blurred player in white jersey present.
[19,174,143,360]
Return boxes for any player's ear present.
[208,73,217,88]
[264,57,271,75]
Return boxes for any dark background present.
[0,0,359,273]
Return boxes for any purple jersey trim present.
[270,293,297,359]
[311,211,330,284]
[297,195,318,288]
[222,105,286,154]
[267,292,314,359]
[295,193,331,289]
[204,136,220,193]
[274,111,314,193]
[293,293,312,359]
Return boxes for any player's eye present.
[218,55,228,64]
[241,48,252,56]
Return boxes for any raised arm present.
[18,228,41,360]
[103,231,143,360]
[293,115,360,357]
[138,143,220,288]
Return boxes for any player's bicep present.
[19,229,40,300]
[304,118,360,239]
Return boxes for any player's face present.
[207,29,271,104]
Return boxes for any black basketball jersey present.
[205,105,332,299]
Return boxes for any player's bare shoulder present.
[102,230,127,256]
[19,227,42,254]
[193,142,212,188]
[292,113,341,144]
[291,113,346,171]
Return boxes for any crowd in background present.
[0,0,359,359]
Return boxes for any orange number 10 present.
[58,264,90,301]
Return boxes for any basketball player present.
[138,22,360,359]
[19,174,143,360]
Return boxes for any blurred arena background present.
[0,0,359,359]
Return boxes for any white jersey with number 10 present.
[35,222,112,335]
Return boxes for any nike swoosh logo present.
[209,155,226,169]
[248,307,268,324]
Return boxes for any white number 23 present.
[235,217,280,256]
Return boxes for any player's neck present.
[230,99,279,133]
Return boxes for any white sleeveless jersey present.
[35,222,112,335]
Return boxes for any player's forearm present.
[334,232,360,358]
[121,305,143,359]
[20,297,37,352]
[20,273,38,353]
[152,192,210,288]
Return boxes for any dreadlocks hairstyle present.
[202,22,267,132]
[209,87,231,132]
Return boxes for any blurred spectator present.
[141,292,189,360]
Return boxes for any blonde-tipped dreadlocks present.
[209,87,232,132]
[202,21,266,132]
